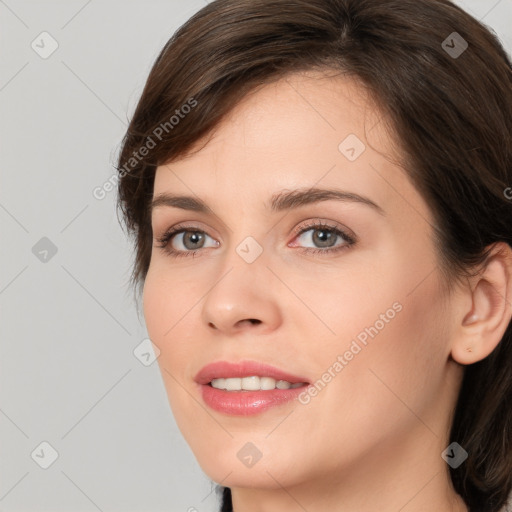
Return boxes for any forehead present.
[152,71,427,226]
[173,70,384,162]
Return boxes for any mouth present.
[208,376,307,391]
[195,360,311,416]
[195,360,310,387]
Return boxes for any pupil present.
[313,229,334,247]
[185,231,204,249]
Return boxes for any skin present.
[143,70,512,512]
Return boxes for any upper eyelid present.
[155,219,344,234]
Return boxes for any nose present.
[201,260,282,336]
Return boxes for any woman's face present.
[143,72,463,493]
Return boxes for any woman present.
[116,0,512,510]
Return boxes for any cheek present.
[143,270,169,341]
[142,267,199,397]
[294,259,450,442]
[142,265,204,381]
[142,265,196,343]
[311,268,450,443]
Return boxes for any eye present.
[155,224,218,258]
[290,220,356,255]
[154,219,356,259]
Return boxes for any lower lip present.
[199,383,308,416]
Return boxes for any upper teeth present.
[210,376,305,391]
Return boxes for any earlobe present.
[451,242,512,366]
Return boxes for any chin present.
[185,431,304,489]
[200,455,302,490]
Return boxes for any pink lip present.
[194,360,310,416]
[194,360,308,385]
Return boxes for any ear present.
[451,242,512,365]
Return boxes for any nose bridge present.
[200,231,281,333]
[218,206,269,271]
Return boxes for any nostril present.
[237,319,261,327]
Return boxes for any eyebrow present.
[150,187,385,216]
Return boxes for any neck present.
[230,425,468,512]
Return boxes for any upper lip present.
[194,360,309,385]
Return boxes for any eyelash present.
[154,220,357,259]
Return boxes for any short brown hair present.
[116,1,512,510]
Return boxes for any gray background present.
[1,1,511,511]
